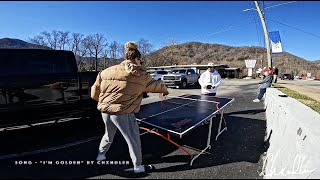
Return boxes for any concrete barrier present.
[262,87,320,179]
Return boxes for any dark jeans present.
[258,88,266,100]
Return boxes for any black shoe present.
[144,165,155,173]
[134,165,155,174]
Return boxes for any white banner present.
[244,59,257,68]
[269,31,283,54]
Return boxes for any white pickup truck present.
[161,68,199,89]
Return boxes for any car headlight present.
[175,76,181,80]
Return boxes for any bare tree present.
[118,44,125,59]
[137,39,153,68]
[109,41,120,59]
[86,33,108,71]
[69,33,85,71]
[58,31,70,50]
[101,50,108,69]
[70,33,83,56]
[41,31,53,49]
[28,35,48,47]
[51,30,60,50]
[162,38,180,66]
[40,30,60,49]
[137,38,153,59]
[162,38,180,47]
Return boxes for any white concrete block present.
[263,88,320,179]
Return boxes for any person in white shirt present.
[198,63,222,96]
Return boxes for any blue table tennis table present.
[135,94,234,166]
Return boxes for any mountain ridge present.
[146,41,319,77]
[0,38,50,49]
[0,38,319,76]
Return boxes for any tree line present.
[28,30,157,71]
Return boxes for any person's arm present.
[258,77,268,84]
[91,71,102,101]
[144,73,169,95]
[213,73,222,88]
[259,75,272,84]
[198,72,205,88]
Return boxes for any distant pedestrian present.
[273,66,279,83]
[253,69,274,102]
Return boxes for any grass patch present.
[272,83,320,113]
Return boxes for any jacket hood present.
[121,60,141,76]
[212,70,220,75]
[206,69,219,75]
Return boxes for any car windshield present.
[171,69,186,74]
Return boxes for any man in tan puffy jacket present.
[91,41,168,174]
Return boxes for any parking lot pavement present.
[0,79,267,179]
[276,79,320,102]
[277,79,320,90]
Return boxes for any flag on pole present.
[269,31,283,54]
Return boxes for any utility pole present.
[254,1,272,68]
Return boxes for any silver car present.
[150,70,169,80]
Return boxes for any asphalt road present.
[0,79,267,179]
[276,79,320,102]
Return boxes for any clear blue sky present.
[1,1,319,61]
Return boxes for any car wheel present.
[180,79,187,89]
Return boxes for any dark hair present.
[124,41,141,61]
[125,49,141,61]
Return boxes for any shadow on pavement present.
[0,114,267,179]
[0,86,267,178]
[140,114,267,173]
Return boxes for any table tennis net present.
[163,96,221,110]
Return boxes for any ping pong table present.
[135,94,234,166]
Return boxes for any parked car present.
[150,70,169,80]
[0,48,99,130]
[161,68,199,89]
[280,73,294,80]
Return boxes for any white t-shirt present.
[198,70,222,94]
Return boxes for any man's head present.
[124,41,142,66]
[207,63,214,73]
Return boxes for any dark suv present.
[0,49,98,129]
[280,73,294,80]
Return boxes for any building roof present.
[146,64,230,70]
[225,68,240,70]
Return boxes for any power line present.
[264,1,298,10]
[148,4,255,47]
[149,2,299,49]
[243,1,298,12]
[268,19,320,39]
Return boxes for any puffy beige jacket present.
[91,60,168,114]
